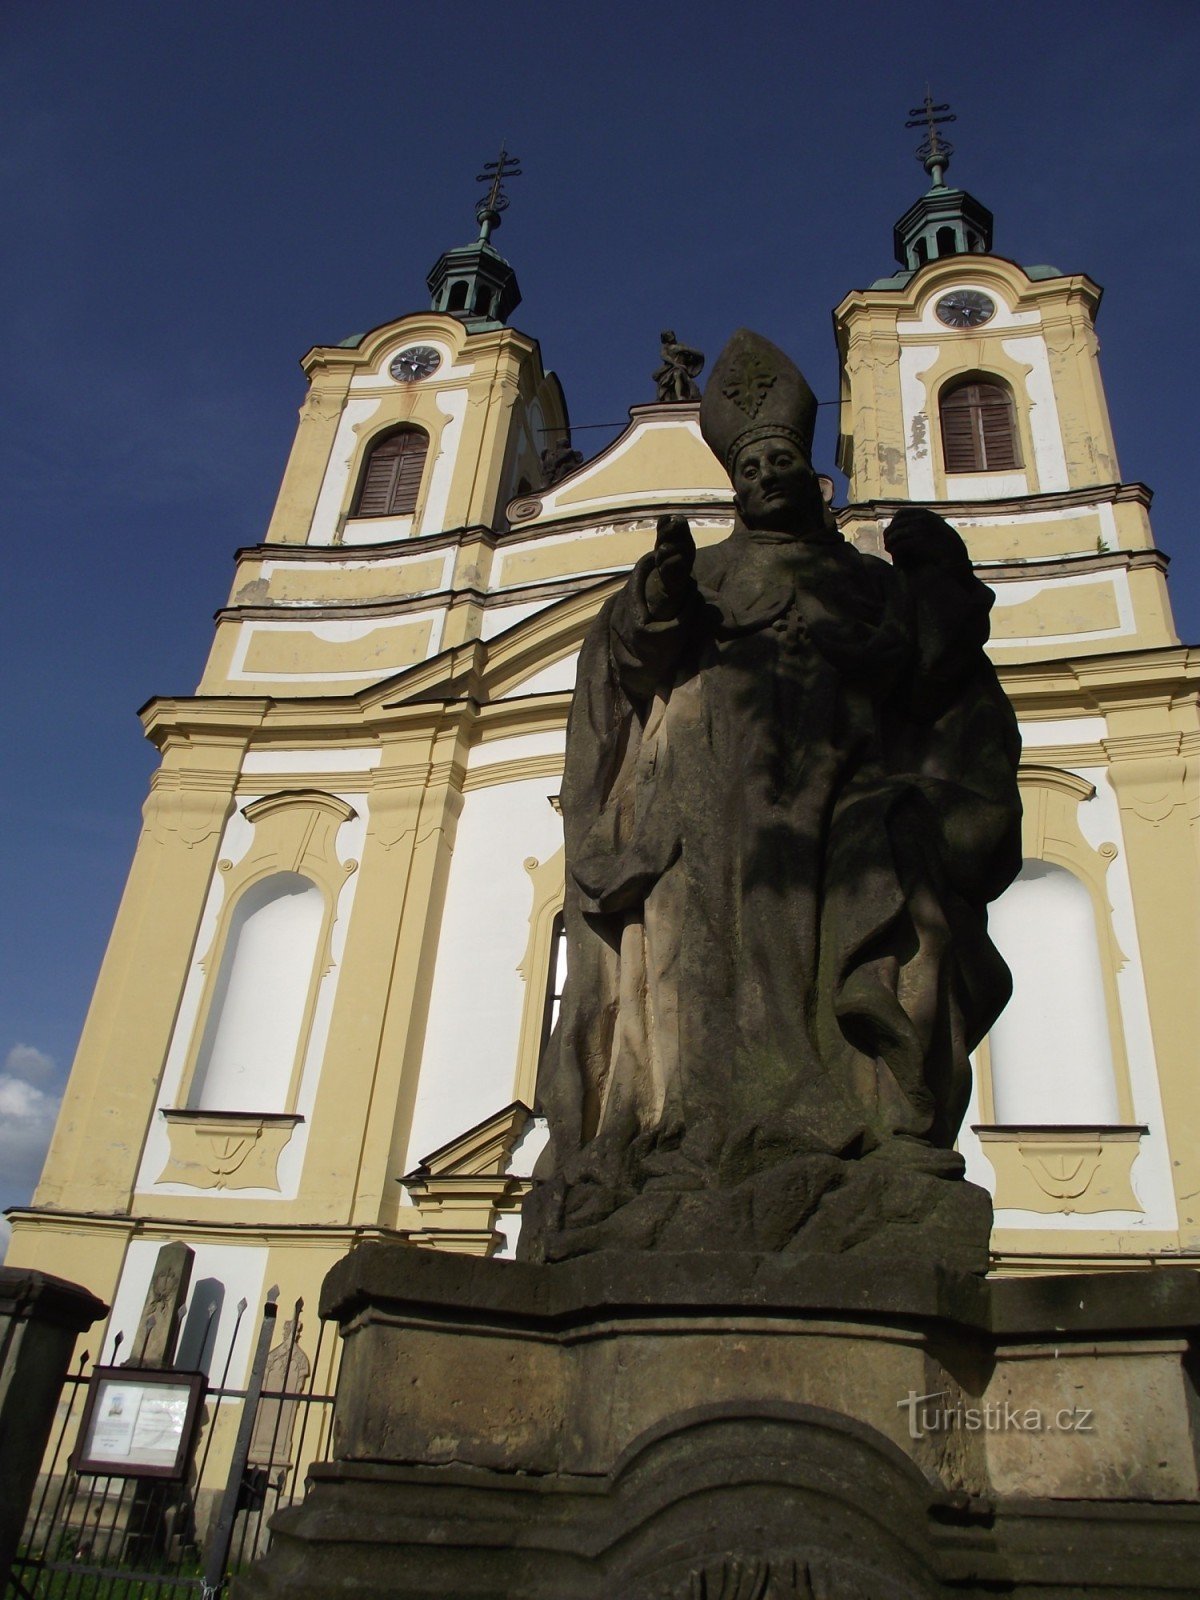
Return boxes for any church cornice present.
[300,313,541,379]
[4,1206,414,1250]
[215,572,604,627]
[840,482,1152,522]
[998,645,1200,714]
[833,254,1103,330]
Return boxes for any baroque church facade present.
[7,151,1199,1416]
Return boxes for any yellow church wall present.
[30,640,1200,1286]
[29,738,246,1217]
[515,405,731,522]
[835,258,1116,506]
[4,1212,132,1315]
[263,365,354,546]
[9,642,1199,1327]
[1096,701,1200,1253]
[838,485,1155,566]
[990,578,1121,642]
[983,558,1175,662]
[262,313,565,552]
[355,714,478,1231]
[236,553,451,606]
[240,618,436,678]
[12,226,1200,1385]
[495,516,732,589]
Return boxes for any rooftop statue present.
[653,329,705,403]
[521,330,1022,1271]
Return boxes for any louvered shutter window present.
[354,428,429,517]
[940,381,1020,473]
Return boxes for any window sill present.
[340,513,415,546]
[156,1109,304,1191]
[971,1124,1147,1214]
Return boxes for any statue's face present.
[732,436,819,530]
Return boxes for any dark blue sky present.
[2,0,1197,1233]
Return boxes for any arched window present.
[353,427,429,518]
[986,860,1120,1124]
[936,225,957,256]
[447,280,468,312]
[940,377,1021,473]
[188,872,325,1114]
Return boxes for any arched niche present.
[987,859,1119,1123]
[187,871,325,1113]
[975,765,1132,1126]
[176,789,357,1118]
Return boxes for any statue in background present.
[540,431,584,486]
[521,329,1021,1270]
[653,330,705,403]
[248,1317,311,1476]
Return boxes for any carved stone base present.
[522,1141,994,1274]
[234,1247,1200,1599]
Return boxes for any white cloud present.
[4,1043,56,1082]
[0,1043,62,1208]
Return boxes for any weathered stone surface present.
[239,1409,955,1600]
[319,1237,995,1327]
[233,1247,1200,1599]
[0,1269,108,1588]
[524,328,1022,1266]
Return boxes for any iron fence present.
[5,1290,341,1600]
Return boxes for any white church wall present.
[405,772,563,1172]
[471,730,565,770]
[307,397,382,544]
[241,747,383,776]
[418,388,468,536]
[898,344,938,500]
[1002,334,1069,492]
[102,1238,267,1387]
[499,651,580,697]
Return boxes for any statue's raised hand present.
[655,515,695,592]
[645,514,696,617]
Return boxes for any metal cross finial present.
[905,88,956,186]
[475,145,523,241]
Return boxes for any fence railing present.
[5,1290,340,1600]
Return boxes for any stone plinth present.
[236,1246,1200,1599]
[0,1268,109,1588]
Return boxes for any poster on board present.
[74,1367,206,1480]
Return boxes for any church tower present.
[6,127,1199,1467]
[834,102,1197,1269]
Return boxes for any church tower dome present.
[892,91,993,269]
[425,146,522,331]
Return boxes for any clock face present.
[935,290,996,329]
[389,345,442,383]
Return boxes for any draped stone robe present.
[523,519,1022,1259]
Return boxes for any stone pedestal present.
[236,1246,1200,1598]
[0,1268,108,1588]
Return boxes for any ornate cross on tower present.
[475,145,523,242]
[426,146,525,327]
[905,90,957,188]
